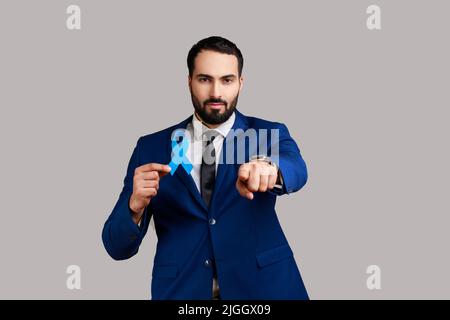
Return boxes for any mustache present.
[204,99,227,106]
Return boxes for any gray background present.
[0,0,449,299]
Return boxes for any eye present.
[199,78,209,82]
[223,78,233,84]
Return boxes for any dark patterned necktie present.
[201,130,218,208]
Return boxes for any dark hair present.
[187,36,244,77]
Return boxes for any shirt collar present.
[192,111,236,141]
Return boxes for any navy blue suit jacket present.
[102,110,309,299]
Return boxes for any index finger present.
[137,163,172,174]
[238,164,251,182]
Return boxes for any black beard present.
[190,91,239,125]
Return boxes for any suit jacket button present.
[204,259,211,267]
[209,218,216,225]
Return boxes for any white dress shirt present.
[185,111,236,192]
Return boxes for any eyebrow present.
[195,74,237,80]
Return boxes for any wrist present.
[129,195,144,216]
[250,155,278,171]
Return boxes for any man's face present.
[188,50,243,126]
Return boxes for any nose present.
[210,81,222,99]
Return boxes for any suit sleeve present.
[269,123,308,196]
[101,137,152,260]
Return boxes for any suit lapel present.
[166,115,209,214]
[174,168,208,213]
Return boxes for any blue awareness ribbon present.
[168,129,193,175]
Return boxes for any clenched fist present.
[236,160,278,200]
[129,163,171,223]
